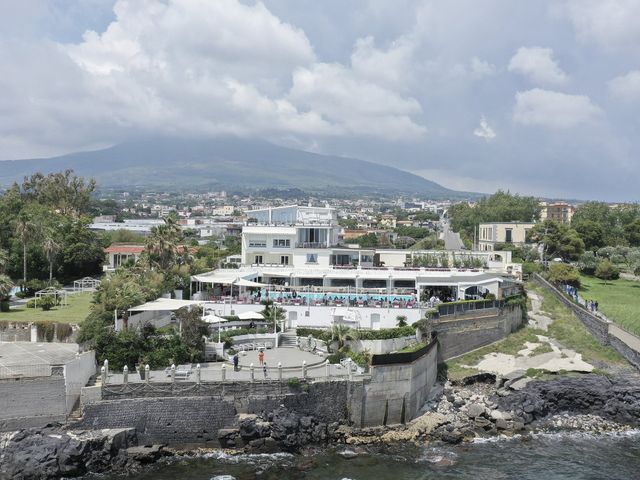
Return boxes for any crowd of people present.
[564,284,598,313]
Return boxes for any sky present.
[1,0,640,201]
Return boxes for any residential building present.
[539,202,575,224]
[477,222,536,251]
[103,243,145,271]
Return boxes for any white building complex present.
[191,205,522,330]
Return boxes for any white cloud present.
[473,116,496,141]
[513,88,601,128]
[470,57,496,79]
[508,47,568,85]
[350,35,415,89]
[608,70,640,101]
[563,0,640,50]
[289,62,426,140]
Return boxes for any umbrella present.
[202,314,228,324]
[237,310,265,320]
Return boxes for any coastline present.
[2,372,640,479]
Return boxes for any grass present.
[529,282,626,366]
[0,292,93,324]
[531,343,554,355]
[579,274,640,336]
[397,342,428,353]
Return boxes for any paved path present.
[233,347,326,368]
[441,221,465,250]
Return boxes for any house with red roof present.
[103,243,145,272]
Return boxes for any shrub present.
[354,326,416,340]
[522,262,541,276]
[39,296,56,311]
[55,323,73,341]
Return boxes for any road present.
[441,221,466,250]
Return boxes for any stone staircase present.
[278,330,298,348]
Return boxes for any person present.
[263,362,268,378]
[258,349,265,366]
[249,320,255,330]
[233,353,239,372]
[595,301,599,312]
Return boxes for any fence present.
[370,337,437,366]
[437,299,504,317]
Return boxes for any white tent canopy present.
[234,278,267,287]
[202,314,228,324]
[129,298,204,312]
[237,310,265,320]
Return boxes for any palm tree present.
[0,274,13,312]
[14,216,38,284]
[331,324,353,350]
[146,217,183,270]
[0,248,8,274]
[113,281,145,329]
[43,234,61,285]
[261,300,287,333]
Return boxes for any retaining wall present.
[77,380,363,445]
[63,351,96,413]
[434,306,524,360]
[347,335,418,355]
[533,273,640,370]
[0,374,67,430]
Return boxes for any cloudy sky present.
[1,0,640,201]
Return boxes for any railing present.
[295,242,330,248]
[436,299,504,317]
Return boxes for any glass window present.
[306,254,317,263]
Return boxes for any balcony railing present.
[295,242,329,248]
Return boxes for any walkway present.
[441,221,465,250]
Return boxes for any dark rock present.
[495,418,510,430]
[440,429,464,444]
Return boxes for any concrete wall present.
[347,335,418,355]
[359,340,438,427]
[63,351,96,413]
[434,306,524,361]
[0,374,67,431]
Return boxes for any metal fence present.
[437,299,504,317]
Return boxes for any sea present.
[103,432,640,480]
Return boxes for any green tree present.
[547,263,581,288]
[42,231,61,285]
[13,213,39,284]
[595,259,620,284]
[528,220,584,261]
[261,300,286,332]
[577,251,598,275]
[573,219,606,251]
[0,248,8,274]
[355,233,379,248]
[0,274,13,312]
[20,170,95,217]
[331,324,353,350]
[145,216,183,270]
[624,219,640,247]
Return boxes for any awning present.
[192,273,239,284]
[129,298,204,312]
[237,310,265,320]
[234,278,267,287]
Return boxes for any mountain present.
[0,137,459,196]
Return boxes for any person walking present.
[263,362,268,378]
[258,349,265,366]
[233,353,239,372]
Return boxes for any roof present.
[129,298,204,312]
[0,342,79,368]
[105,243,145,254]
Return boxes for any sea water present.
[103,432,640,480]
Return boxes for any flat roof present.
[0,342,79,367]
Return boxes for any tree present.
[547,263,581,288]
[528,220,585,261]
[20,170,95,217]
[0,274,13,312]
[577,251,598,275]
[261,300,286,333]
[13,213,39,284]
[573,219,606,251]
[146,216,183,270]
[175,306,210,361]
[42,232,61,285]
[355,233,379,248]
[595,260,620,284]
[331,324,353,350]
[396,315,408,327]
[0,248,8,274]
[624,219,640,247]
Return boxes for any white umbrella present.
[202,314,228,324]
[237,310,265,320]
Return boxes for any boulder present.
[466,403,486,419]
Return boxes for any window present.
[273,239,291,248]
[306,253,318,263]
[249,240,266,248]
[280,255,289,265]
[254,255,263,264]
[505,229,513,243]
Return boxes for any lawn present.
[579,274,640,336]
[0,292,93,324]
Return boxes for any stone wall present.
[434,306,524,361]
[533,274,640,370]
[0,374,67,431]
[78,380,363,445]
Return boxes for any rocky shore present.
[2,373,640,479]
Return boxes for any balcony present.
[296,242,329,249]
